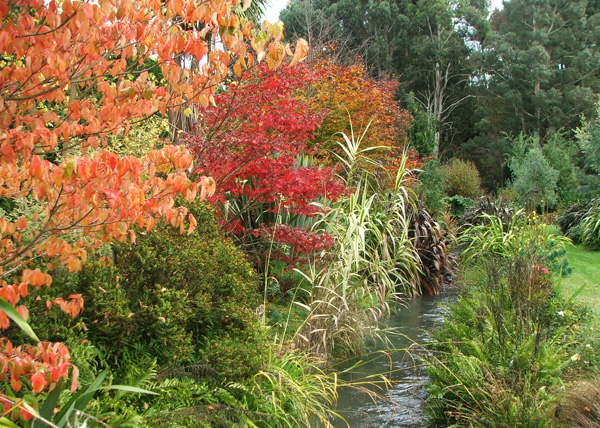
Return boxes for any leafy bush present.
[461,212,571,276]
[425,247,585,427]
[511,147,560,211]
[27,202,266,379]
[444,195,474,218]
[556,200,595,243]
[542,134,579,206]
[441,158,482,199]
[582,200,600,250]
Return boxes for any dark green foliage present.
[0,196,16,216]
[480,0,600,141]
[460,135,512,192]
[418,158,449,215]
[441,158,482,199]
[80,263,196,365]
[556,200,595,243]
[203,331,266,380]
[27,202,265,380]
[99,202,263,377]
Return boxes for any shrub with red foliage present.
[185,63,344,211]
[183,63,345,261]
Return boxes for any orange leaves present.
[47,295,84,319]
[308,58,413,180]
[0,339,73,394]
[21,269,52,288]
[146,145,194,174]
[267,42,286,69]
[30,371,46,393]
[0,0,309,399]
[187,213,197,236]
[197,176,216,201]
[0,0,306,169]
[288,38,309,68]
[0,146,212,336]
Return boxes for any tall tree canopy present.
[477,0,600,140]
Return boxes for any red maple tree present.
[183,63,345,262]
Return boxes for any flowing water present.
[332,292,455,428]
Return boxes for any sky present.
[263,0,505,24]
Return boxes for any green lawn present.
[561,244,600,317]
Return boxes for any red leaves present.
[0,339,73,394]
[47,295,84,319]
[185,63,343,218]
[252,224,335,255]
[182,63,344,259]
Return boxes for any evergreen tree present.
[479,0,600,140]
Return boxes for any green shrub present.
[511,147,560,211]
[105,202,264,377]
[419,158,449,214]
[425,251,583,428]
[27,202,266,379]
[461,212,571,276]
[441,158,482,199]
[582,200,600,250]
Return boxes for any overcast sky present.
[263,0,505,24]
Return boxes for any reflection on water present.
[332,292,455,428]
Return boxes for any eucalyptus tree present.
[479,0,600,141]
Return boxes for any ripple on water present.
[332,292,455,428]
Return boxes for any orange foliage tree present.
[0,0,306,404]
[308,58,416,182]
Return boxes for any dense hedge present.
[27,202,266,379]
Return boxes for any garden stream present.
[332,291,456,428]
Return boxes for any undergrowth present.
[424,212,598,428]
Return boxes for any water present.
[332,292,455,428]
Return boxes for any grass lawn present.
[561,243,600,317]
